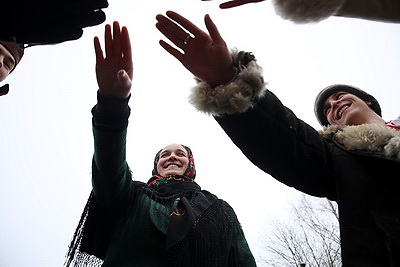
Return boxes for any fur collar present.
[319,123,400,160]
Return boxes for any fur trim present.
[188,49,266,116]
[319,124,400,160]
[272,0,345,23]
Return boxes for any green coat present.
[66,94,256,267]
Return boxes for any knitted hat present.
[0,41,24,72]
[314,84,381,126]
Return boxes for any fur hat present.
[314,84,382,126]
[0,41,24,72]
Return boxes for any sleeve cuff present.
[188,49,266,116]
[272,0,345,23]
[91,91,131,131]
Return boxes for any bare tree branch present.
[262,194,341,267]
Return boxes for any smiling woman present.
[147,143,195,188]
[65,21,256,267]
[2,0,400,265]
[156,144,190,177]
[67,139,256,266]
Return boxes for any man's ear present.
[365,101,372,107]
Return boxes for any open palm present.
[94,21,133,99]
[156,11,236,87]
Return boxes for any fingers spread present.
[156,21,187,51]
[159,40,184,62]
[204,14,224,45]
[156,14,190,41]
[104,24,113,58]
[112,21,122,57]
[165,11,203,37]
[93,36,104,61]
[121,26,132,58]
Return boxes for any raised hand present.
[94,21,133,99]
[201,0,264,9]
[156,11,236,87]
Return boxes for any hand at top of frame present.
[156,11,236,87]
[202,0,264,9]
[94,21,133,99]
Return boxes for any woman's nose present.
[167,154,177,161]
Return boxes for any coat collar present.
[319,123,400,161]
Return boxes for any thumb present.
[116,69,132,97]
[117,69,131,83]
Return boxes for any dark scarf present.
[66,144,247,266]
[65,176,245,266]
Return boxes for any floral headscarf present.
[148,144,196,187]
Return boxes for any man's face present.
[0,43,16,83]
[323,91,373,126]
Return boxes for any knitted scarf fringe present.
[65,181,249,266]
[67,252,103,267]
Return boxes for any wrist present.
[92,91,131,130]
[208,67,238,88]
[189,48,265,116]
[97,91,130,108]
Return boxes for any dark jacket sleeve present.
[272,0,400,24]
[2,0,108,45]
[91,92,133,213]
[336,0,400,22]
[215,90,337,199]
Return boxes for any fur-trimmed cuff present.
[188,49,266,116]
[272,0,345,23]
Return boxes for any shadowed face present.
[0,43,16,83]
[156,144,189,177]
[323,91,373,126]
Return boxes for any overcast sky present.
[0,0,399,266]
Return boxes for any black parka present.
[214,90,400,266]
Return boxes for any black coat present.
[2,0,108,46]
[215,90,400,266]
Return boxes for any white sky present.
[0,0,399,266]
